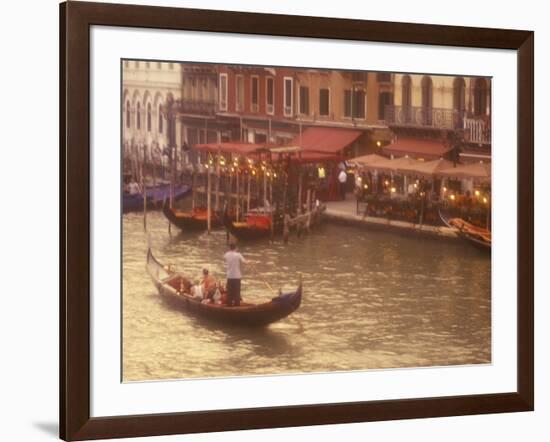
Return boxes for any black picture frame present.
[60,1,534,440]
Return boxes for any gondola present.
[146,248,302,326]
[223,208,283,241]
[163,200,223,231]
[123,184,191,213]
[439,210,491,252]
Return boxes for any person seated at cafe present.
[127,177,141,195]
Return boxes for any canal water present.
[123,211,491,382]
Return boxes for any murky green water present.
[123,211,491,382]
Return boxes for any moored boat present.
[439,210,491,252]
[163,201,223,231]
[146,248,302,326]
[223,208,282,241]
[123,184,191,213]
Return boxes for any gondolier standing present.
[224,243,245,307]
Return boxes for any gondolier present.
[224,243,245,307]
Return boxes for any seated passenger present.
[201,268,217,301]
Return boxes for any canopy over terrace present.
[410,158,455,178]
[438,161,491,182]
[382,137,452,160]
[363,155,423,174]
[349,153,388,167]
[352,155,456,178]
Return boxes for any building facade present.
[385,73,491,162]
[213,67,395,157]
[122,62,491,166]
[122,60,184,168]
[178,63,221,153]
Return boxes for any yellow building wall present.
[393,73,490,114]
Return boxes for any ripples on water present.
[123,211,491,382]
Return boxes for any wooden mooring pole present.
[207,166,212,234]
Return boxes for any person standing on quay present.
[338,167,348,200]
[224,243,245,307]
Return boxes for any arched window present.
[136,102,141,130]
[401,75,412,122]
[158,104,163,134]
[147,103,152,132]
[474,78,488,116]
[126,101,131,129]
[453,77,466,112]
[421,76,433,125]
[453,77,466,127]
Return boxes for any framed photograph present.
[60,1,534,440]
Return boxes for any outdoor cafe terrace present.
[349,154,492,229]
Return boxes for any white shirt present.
[224,251,245,279]
[338,170,347,184]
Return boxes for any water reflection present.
[123,211,491,381]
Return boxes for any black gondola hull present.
[146,248,302,326]
[163,203,223,231]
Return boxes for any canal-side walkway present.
[324,198,458,239]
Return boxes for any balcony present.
[463,117,491,144]
[385,105,460,130]
[384,105,491,144]
[179,99,217,115]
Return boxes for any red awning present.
[289,127,362,154]
[194,142,265,155]
[382,137,452,159]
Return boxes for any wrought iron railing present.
[464,118,491,144]
[384,105,491,144]
[179,99,217,115]
[384,105,460,129]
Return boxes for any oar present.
[246,261,275,292]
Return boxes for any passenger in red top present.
[201,268,217,301]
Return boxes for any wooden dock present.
[325,199,459,239]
